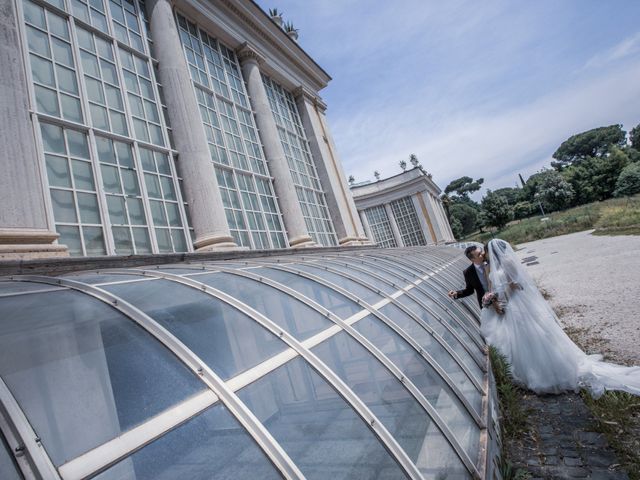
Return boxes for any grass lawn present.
[463,195,640,245]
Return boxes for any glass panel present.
[290,264,381,305]
[313,331,467,479]
[155,228,171,252]
[56,64,78,94]
[256,267,362,319]
[66,132,88,159]
[113,226,133,254]
[170,229,187,252]
[196,272,332,341]
[40,123,65,153]
[149,200,166,226]
[94,403,282,480]
[50,189,77,223]
[107,195,127,224]
[102,280,286,380]
[83,226,106,255]
[0,290,205,466]
[352,315,480,463]
[23,0,46,29]
[165,202,181,227]
[0,434,21,480]
[35,85,59,116]
[60,94,83,122]
[120,169,140,195]
[46,154,71,188]
[30,54,55,86]
[72,160,95,190]
[57,225,82,255]
[126,197,145,224]
[101,165,121,193]
[237,356,406,479]
[144,174,161,198]
[132,227,151,253]
[51,38,74,66]
[77,192,101,223]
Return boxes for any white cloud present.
[335,60,640,192]
[584,32,640,69]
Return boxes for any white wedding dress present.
[480,239,640,397]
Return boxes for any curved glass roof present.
[0,247,500,480]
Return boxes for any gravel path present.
[515,230,640,366]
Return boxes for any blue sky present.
[256,1,640,196]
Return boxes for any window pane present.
[105,84,123,109]
[101,165,122,193]
[66,130,90,158]
[159,176,176,200]
[120,168,140,195]
[90,103,109,129]
[60,94,83,122]
[30,54,55,86]
[96,136,116,163]
[70,160,94,191]
[26,26,50,56]
[149,200,166,226]
[94,404,281,480]
[51,38,74,67]
[48,13,69,40]
[0,290,205,465]
[103,280,287,380]
[132,227,151,253]
[57,225,82,255]
[46,154,71,188]
[23,0,46,29]
[41,123,65,153]
[112,226,133,254]
[107,195,127,224]
[170,229,187,252]
[77,192,101,223]
[85,76,104,103]
[237,356,405,479]
[51,189,77,223]
[35,85,59,116]
[155,228,172,252]
[83,226,106,255]
[144,174,161,198]
[126,197,146,224]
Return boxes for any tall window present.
[262,76,338,246]
[390,197,427,246]
[22,0,190,255]
[262,75,338,246]
[364,206,397,248]
[176,13,286,249]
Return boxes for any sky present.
[255,1,640,197]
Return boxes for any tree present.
[512,201,534,219]
[449,216,463,240]
[399,160,407,171]
[533,169,574,212]
[561,147,629,204]
[449,203,479,236]
[552,125,626,170]
[444,176,484,198]
[493,187,522,205]
[630,123,640,151]
[614,162,640,197]
[481,190,513,230]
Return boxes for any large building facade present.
[352,168,455,247]
[0,0,369,258]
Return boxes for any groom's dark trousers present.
[456,265,486,308]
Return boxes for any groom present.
[448,245,489,308]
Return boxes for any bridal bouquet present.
[482,292,505,314]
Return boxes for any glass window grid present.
[23,0,84,124]
[118,47,164,146]
[391,197,427,247]
[365,205,397,248]
[138,147,189,253]
[108,0,144,52]
[70,0,108,33]
[77,26,128,136]
[176,12,287,250]
[22,0,188,256]
[262,76,337,246]
[96,136,153,254]
[40,122,107,256]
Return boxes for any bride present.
[480,238,640,397]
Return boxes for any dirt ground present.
[515,229,640,366]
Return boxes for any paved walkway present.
[507,392,628,480]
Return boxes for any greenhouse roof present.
[0,247,500,480]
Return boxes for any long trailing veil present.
[485,239,640,397]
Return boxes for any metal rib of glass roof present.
[0,247,502,480]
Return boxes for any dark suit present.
[456,264,486,308]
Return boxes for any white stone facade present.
[351,168,455,247]
[0,0,369,258]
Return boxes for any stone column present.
[433,195,452,242]
[384,204,404,247]
[237,44,314,248]
[423,192,446,244]
[359,210,373,244]
[412,194,436,245]
[436,198,455,242]
[294,87,370,246]
[0,0,67,259]
[147,0,236,251]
